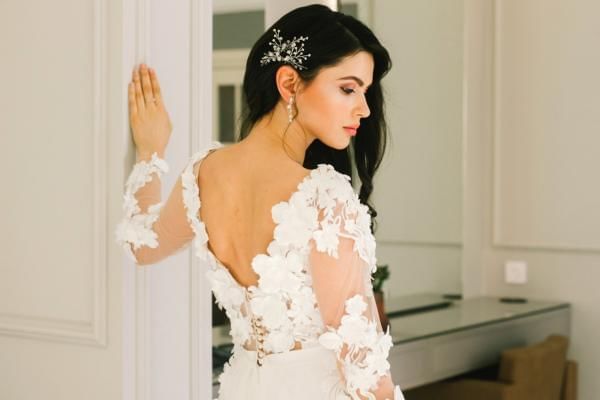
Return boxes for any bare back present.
[197,143,310,288]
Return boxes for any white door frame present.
[121,0,214,399]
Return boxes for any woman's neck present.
[243,100,315,166]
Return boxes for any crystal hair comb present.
[260,28,311,70]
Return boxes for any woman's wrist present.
[136,149,165,162]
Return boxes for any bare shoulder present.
[197,143,237,179]
[198,142,310,194]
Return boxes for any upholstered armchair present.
[406,334,577,400]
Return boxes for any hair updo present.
[239,4,392,233]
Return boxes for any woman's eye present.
[341,87,355,94]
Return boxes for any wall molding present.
[213,0,264,14]
[134,0,152,394]
[0,0,108,348]
[377,240,462,249]
[190,1,214,399]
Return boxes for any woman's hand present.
[128,63,172,160]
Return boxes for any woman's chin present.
[319,136,351,151]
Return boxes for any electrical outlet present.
[505,260,528,284]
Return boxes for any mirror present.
[211,0,464,386]
[361,0,464,299]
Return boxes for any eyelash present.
[341,87,368,95]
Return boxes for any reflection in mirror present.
[211,0,464,389]
[358,0,464,301]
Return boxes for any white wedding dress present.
[116,141,405,399]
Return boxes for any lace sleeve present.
[115,152,196,265]
[308,199,404,400]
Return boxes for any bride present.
[116,4,404,400]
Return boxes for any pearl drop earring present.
[287,95,295,123]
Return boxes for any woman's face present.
[295,51,374,150]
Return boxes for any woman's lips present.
[343,127,357,136]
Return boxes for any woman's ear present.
[275,65,301,101]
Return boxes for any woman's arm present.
[115,64,195,265]
[309,198,404,400]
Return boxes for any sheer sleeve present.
[115,152,200,265]
[309,200,404,400]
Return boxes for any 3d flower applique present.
[266,326,296,353]
[376,326,394,354]
[338,314,373,347]
[318,330,344,351]
[313,217,342,257]
[365,352,391,377]
[207,267,244,309]
[272,198,319,249]
[115,152,170,261]
[249,292,289,330]
[334,197,378,269]
[297,169,320,194]
[125,153,169,197]
[317,294,397,398]
[289,285,321,334]
[344,363,378,396]
[180,144,224,260]
[229,314,250,344]
[252,254,303,294]
[312,165,353,201]
[283,251,304,274]
[115,208,161,252]
[266,240,286,257]
[346,294,368,315]
[204,264,251,348]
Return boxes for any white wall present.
[0,0,120,398]
[462,1,600,399]
[374,1,600,398]
[0,0,215,399]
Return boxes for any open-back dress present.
[116,141,405,399]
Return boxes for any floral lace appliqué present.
[115,152,169,262]
[306,165,376,269]
[318,295,395,400]
[180,142,223,261]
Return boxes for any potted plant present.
[372,264,390,331]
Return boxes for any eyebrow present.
[337,76,372,88]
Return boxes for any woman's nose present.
[357,93,370,118]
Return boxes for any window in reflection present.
[217,84,236,143]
